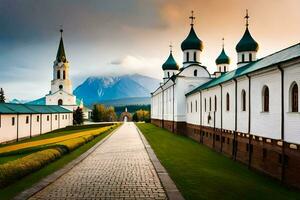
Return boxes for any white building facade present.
[0,104,73,143]
[151,11,300,188]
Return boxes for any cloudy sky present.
[1,0,300,100]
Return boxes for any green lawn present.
[0,124,118,200]
[136,123,300,200]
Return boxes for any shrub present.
[0,148,62,188]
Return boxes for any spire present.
[56,28,67,63]
[189,10,195,26]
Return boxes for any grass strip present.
[136,123,300,200]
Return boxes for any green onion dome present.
[162,53,179,70]
[236,27,259,52]
[181,26,203,51]
[215,48,230,65]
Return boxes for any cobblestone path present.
[29,122,167,200]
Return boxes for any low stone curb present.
[136,124,185,200]
[14,125,121,200]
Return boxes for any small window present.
[214,95,217,111]
[55,115,58,120]
[224,66,226,71]
[193,52,197,61]
[195,100,197,112]
[12,117,15,126]
[65,114,67,119]
[186,52,189,62]
[63,70,66,79]
[226,93,230,111]
[57,70,60,79]
[242,54,245,62]
[262,86,269,112]
[59,85,63,90]
[37,115,39,122]
[47,115,50,121]
[190,101,192,113]
[205,98,207,112]
[58,99,63,105]
[249,53,252,62]
[62,115,64,120]
[26,116,29,124]
[209,97,211,111]
[194,70,197,77]
[241,90,246,111]
[291,83,298,112]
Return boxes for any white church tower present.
[236,10,259,68]
[46,29,77,109]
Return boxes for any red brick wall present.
[151,119,300,189]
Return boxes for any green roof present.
[181,26,203,51]
[187,43,300,96]
[56,34,67,63]
[162,52,179,70]
[216,48,230,65]
[236,27,259,52]
[0,103,72,114]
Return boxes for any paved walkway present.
[29,122,167,200]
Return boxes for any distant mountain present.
[73,74,160,106]
[9,99,29,104]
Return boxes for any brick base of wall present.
[151,119,300,190]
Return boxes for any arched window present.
[209,97,211,111]
[291,83,298,112]
[193,52,197,61]
[205,98,207,112]
[241,90,246,111]
[249,53,252,62]
[242,54,245,62]
[63,70,66,79]
[194,70,197,77]
[224,66,226,71]
[190,101,193,113]
[262,86,269,112]
[58,99,63,105]
[226,93,230,111]
[57,70,60,79]
[186,52,189,62]
[214,95,217,111]
[59,85,63,90]
[195,100,197,112]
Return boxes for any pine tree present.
[0,88,5,103]
[73,107,84,125]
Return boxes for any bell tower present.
[46,28,76,107]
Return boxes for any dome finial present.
[222,37,225,49]
[245,9,249,27]
[169,42,173,53]
[59,25,63,37]
[189,10,195,26]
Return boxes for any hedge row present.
[0,148,62,188]
[0,125,116,188]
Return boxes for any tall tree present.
[0,88,5,103]
[73,107,84,125]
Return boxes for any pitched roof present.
[0,103,72,114]
[186,43,300,96]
